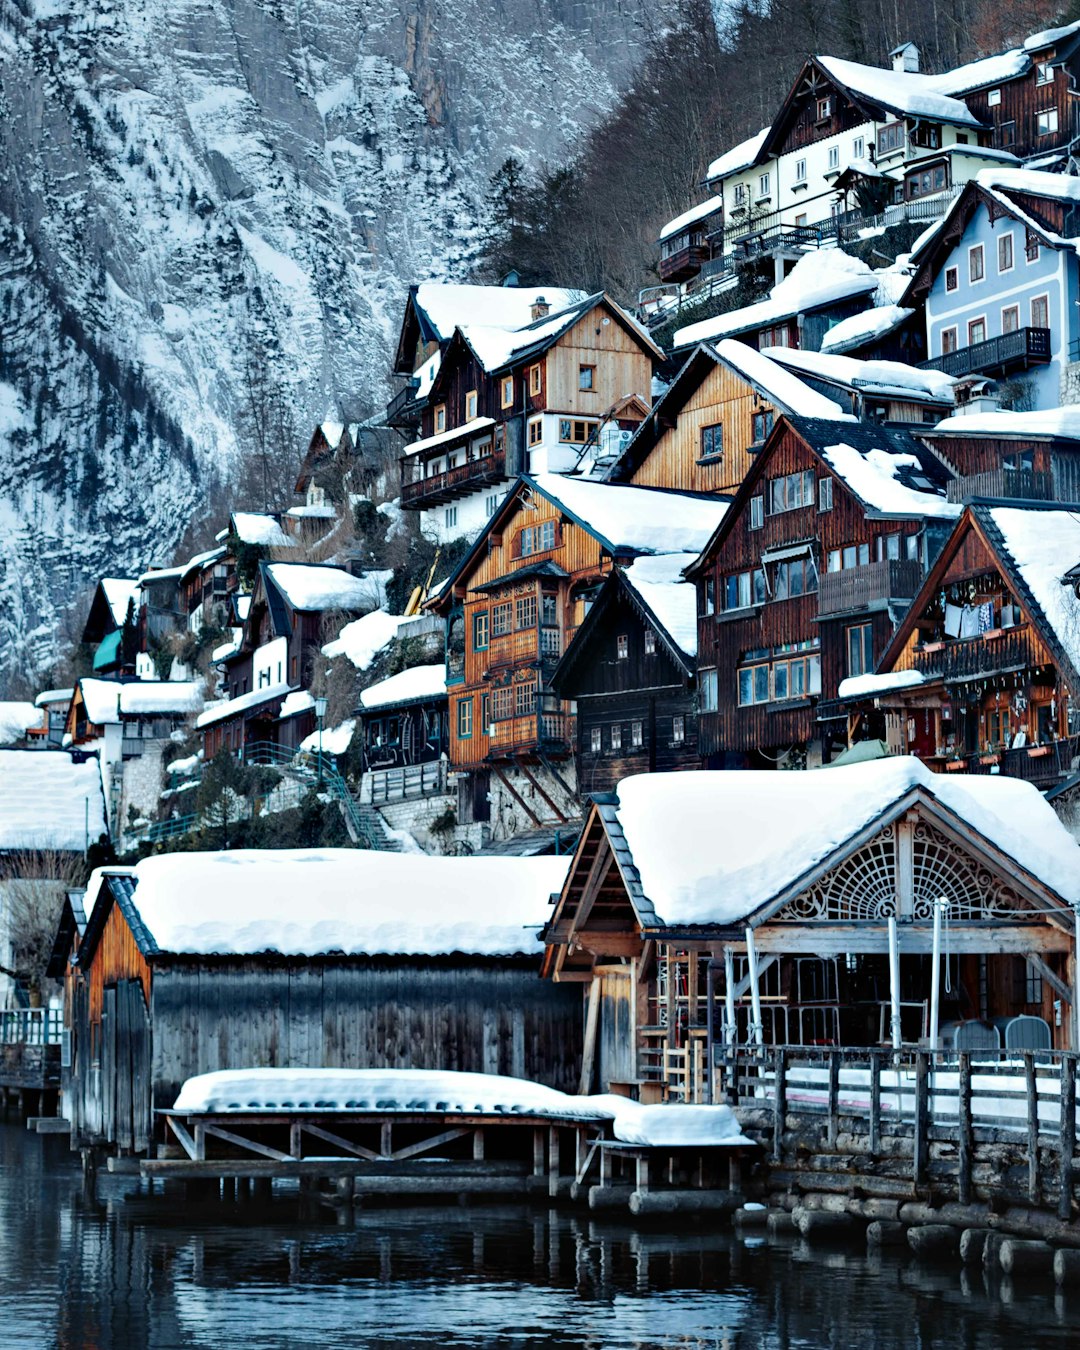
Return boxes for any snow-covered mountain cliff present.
[0,0,669,685]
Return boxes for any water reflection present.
[0,1123,1075,1349]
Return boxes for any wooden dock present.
[0,1010,62,1119]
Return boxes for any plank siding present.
[545,312,653,417]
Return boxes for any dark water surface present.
[1,1122,1076,1349]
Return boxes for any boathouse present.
[541,761,1080,1102]
[58,849,579,1153]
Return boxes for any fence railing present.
[0,1008,63,1046]
[946,468,1055,503]
[922,326,1051,378]
[817,559,923,618]
[365,760,448,804]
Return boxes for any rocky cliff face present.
[0,0,669,685]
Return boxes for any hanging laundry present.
[944,603,963,639]
[959,605,981,639]
[977,602,994,632]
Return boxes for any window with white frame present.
[590,726,602,753]
[733,182,746,206]
[1036,61,1053,85]
[1038,108,1059,135]
[969,244,984,282]
[758,172,771,198]
[644,629,656,655]
[444,506,458,529]
[852,136,865,159]
[767,469,815,514]
[749,495,764,530]
[818,477,833,512]
[795,158,807,182]
[828,145,839,170]
[998,232,1014,273]
[630,720,643,749]
[672,715,685,745]
[610,723,622,752]
[616,634,629,660]
[987,88,1001,106]
[701,576,716,615]
[816,96,831,121]
[699,668,718,712]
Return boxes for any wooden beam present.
[299,1122,381,1162]
[1027,953,1072,1004]
[389,1127,473,1162]
[202,1124,293,1162]
[491,766,542,828]
[751,924,1072,955]
[513,758,567,823]
[579,980,601,1095]
[573,931,641,958]
[167,1116,198,1161]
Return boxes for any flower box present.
[945,759,967,771]
[921,641,945,653]
[979,753,1000,766]
[1027,745,1053,758]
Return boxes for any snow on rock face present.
[170,1067,749,1146]
[121,848,571,957]
[0,0,671,687]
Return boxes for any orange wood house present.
[428,474,729,823]
[606,340,850,497]
[837,502,1080,790]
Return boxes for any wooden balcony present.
[817,559,923,619]
[911,623,1041,683]
[922,327,1051,379]
[487,711,575,759]
[385,380,422,429]
[946,468,1055,504]
[401,450,506,509]
[658,243,711,283]
[948,735,1080,789]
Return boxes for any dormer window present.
[1037,61,1053,86]
[816,96,831,121]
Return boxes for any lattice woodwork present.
[777,828,897,921]
[911,821,1024,920]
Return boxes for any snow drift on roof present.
[715,340,854,419]
[279,691,315,719]
[924,48,1028,95]
[530,475,729,556]
[610,760,1080,927]
[659,195,724,242]
[78,678,121,725]
[322,610,411,670]
[118,682,205,717]
[359,664,446,710]
[412,285,587,340]
[988,507,1080,677]
[819,305,915,355]
[705,127,770,183]
[933,406,1080,439]
[767,346,955,401]
[674,249,877,347]
[34,688,72,708]
[0,702,39,744]
[403,416,496,458]
[0,750,107,852]
[820,441,959,518]
[459,301,591,373]
[100,578,141,627]
[266,563,382,612]
[976,166,1080,204]
[117,849,571,957]
[231,512,293,548]
[195,681,292,729]
[1025,20,1080,51]
[816,55,981,125]
[837,669,926,700]
[299,719,355,756]
[620,555,699,658]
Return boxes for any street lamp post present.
[314,697,328,787]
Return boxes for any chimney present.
[890,42,920,73]
[530,295,550,321]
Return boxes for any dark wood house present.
[836,502,1080,789]
[357,664,448,775]
[58,851,581,1154]
[685,415,959,768]
[541,765,1080,1101]
[917,407,1080,504]
[80,578,140,677]
[550,555,700,793]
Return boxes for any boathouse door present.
[597,966,635,1091]
[100,980,152,1154]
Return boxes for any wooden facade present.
[960,33,1080,160]
[687,416,954,765]
[359,693,448,773]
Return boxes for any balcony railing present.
[364,760,448,804]
[948,735,1080,788]
[658,243,711,283]
[385,380,422,428]
[922,327,1051,378]
[946,468,1055,504]
[401,450,506,509]
[911,623,1041,683]
[817,559,923,618]
[487,711,575,758]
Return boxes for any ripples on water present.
[1,1122,1076,1349]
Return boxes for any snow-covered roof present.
[603,760,1080,928]
[714,339,854,420]
[322,610,412,670]
[932,406,1080,440]
[819,440,959,518]
[100,578,140,627]
[530,474,729,556]
[403,416,496,459]
[819,305,915,355]
[118,682,204,717]
[674,250,878,348]
[195,682,293,730]
[0,702,40,744]
[286,504,336,520]
[837,669,926,701]
[299,719,355,756]
[705,127,770,183]
[359,664,447,710]
[231,512,293,548]
[77,678,122,725]
[1024,20,1080,51]
[459,304,589,374]
[659,195,723,242]
[34,688,73,708]
[211,630,242,663]
[265,563,382,613]
[929,48,1028,95]
[765,346,955,403]
[987,507,1080,678]
[620,555,699,659]
[412,284,587,341]
[976,165,1080,206]
[0,750,107,853]
[104,849,572,957]
[279,691,315,720]
[816,55,982,126]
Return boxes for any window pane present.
[774,663,788,700]
[753,569,766,604]
[808,655,821,694]
[754,665,770,703]
[774,564,788,600]
[789,562,804,597]
[738,668,752,706]
[738,572,751,607]
[725,576,739,610]
[791,660,805,696]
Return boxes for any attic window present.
[617,634,629,660]
[501,375,514,408]
[644,629,656,655]
[1037,61,1053,86]
[816,96,832,121]
[465,389,478,420]
[434,403,447,433]
[987,88,1001,106]
[578,364,596,391]
[528,364,542,395]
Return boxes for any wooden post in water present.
[827,1052,840,1149]
[1025,1052,1039,1205]
[913,1052,929,1186]
[869,1050,881,1158]
[772,1048,786,1164]
[957,1052,972,1206]
[1059,1054,1076,1222]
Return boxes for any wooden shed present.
[59,849,581,1154]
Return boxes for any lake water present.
[2,1121,1077,1349]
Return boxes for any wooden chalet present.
[606,340,849,497]
[837,502,1080,790]
[57,851,580,1154]
[357,664,448,775]
[684,415,959,768]
[542,765,1080,1102]
[428,474,728,825]
[918,406,1080,505]
[549,555,700,794]
[762,348,955,426]
[400,292,660,538]
[80,578,139,677]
